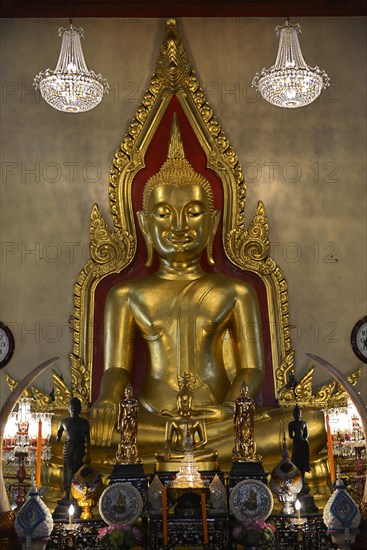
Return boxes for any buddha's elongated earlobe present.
[137,211,154,267]
[207,210,221,265]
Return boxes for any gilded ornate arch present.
[67,19,294,408]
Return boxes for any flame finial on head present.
[142,115,215,215]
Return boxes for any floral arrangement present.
[232,519,276,548]
[97,523,142,549]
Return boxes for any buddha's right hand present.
[90,396,117,446]
[89,367,130,446]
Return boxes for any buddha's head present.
[69,396,82,417]
[124,383,134,399]
[240,381,249,397]
[177,373,195,418]
[293,404,301,420]
[138,116,220,267]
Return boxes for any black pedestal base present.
[109,463,149,515]
[109,463,146,482]
[228,460,268,493]
[298,481,318,515]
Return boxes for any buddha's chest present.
[130,279,235,338]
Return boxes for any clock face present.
[0,322,15,368]
[351,316,367,364]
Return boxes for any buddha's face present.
[69,399,81,417]
[177,391,193,417]
[144,183,213,263]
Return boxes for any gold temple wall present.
[0,17,366,409]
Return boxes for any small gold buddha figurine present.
[232,382,261,462]
[155,373,218,470]
[114,384,141,464]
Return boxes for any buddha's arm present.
[224,284,265,401]
[90,285,135,446]
[303,422,309,440]
[84,421,91,447]
[288,423,295,440]
[195,420,208,448]
[164,421,177,452]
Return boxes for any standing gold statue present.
[232,382,261,462]
[114,383,141,464]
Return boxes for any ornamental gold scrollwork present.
[276,353,295,400]
[5,374,33,400]
[52,369,73,410]
[278,367,361,409]
[28,386,53,410]
[326,368,362,409]
[69,355,90,410]
[227,201,270,268]
[5,374,52,412]
[155,18,191,91]
[90,204,134,274]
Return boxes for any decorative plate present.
[229,479,273,522]
[99,482,143,525]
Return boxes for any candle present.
[325,413,336,483]
[295,499,301,521]
[201,493,208,545]
[68,504,74,528]
[35,419,42,488]
[161,486,168,546]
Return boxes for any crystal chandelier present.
[252,20,329,108]
[34,24,109,113]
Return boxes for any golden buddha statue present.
[91,119,265,459]
[89,118,325,474]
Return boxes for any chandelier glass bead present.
[252,21,329,108]
[34,24,109,113]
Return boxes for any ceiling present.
[1,0,366,18]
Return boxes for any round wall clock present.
[351,316,367,363]
[0,322,15,369]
